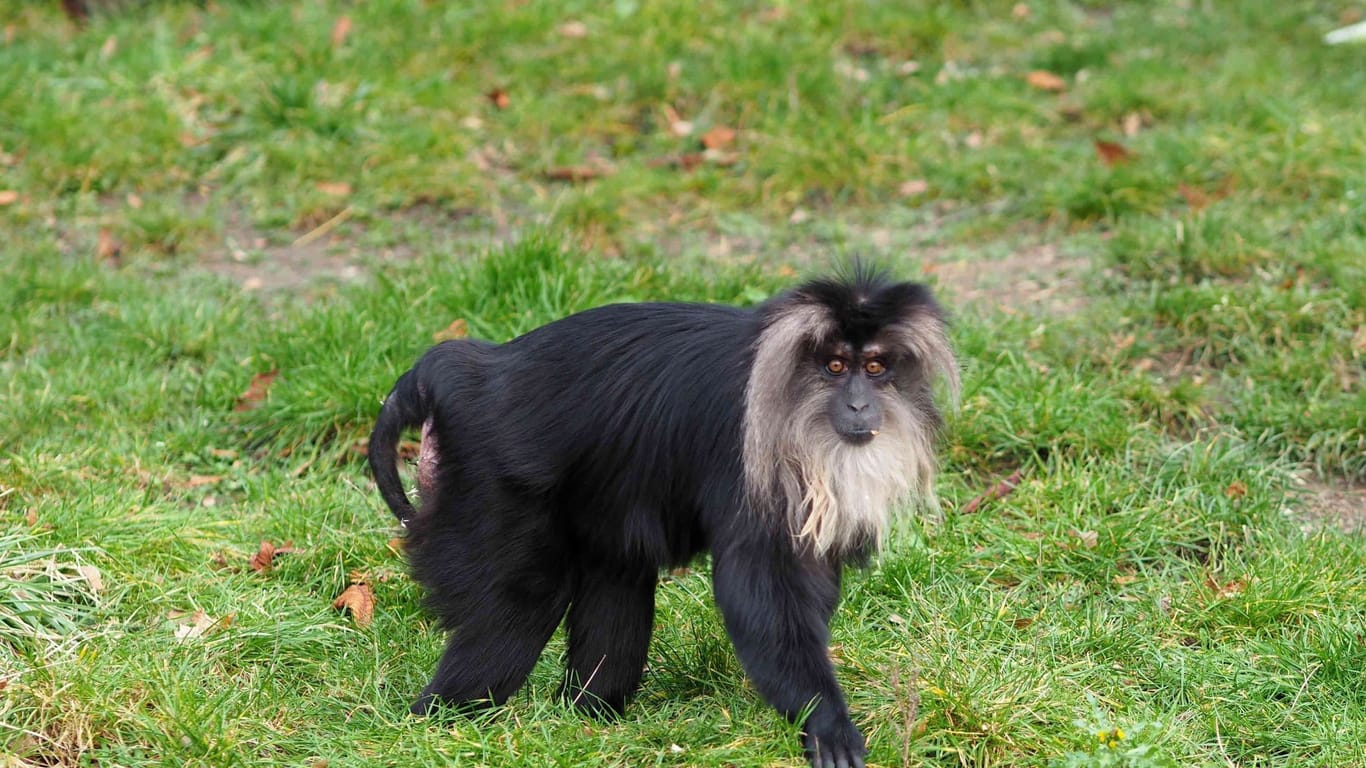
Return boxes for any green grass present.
[3,1,1365,766]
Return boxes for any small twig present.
[960,469,1023,514]
[570,654,608,708]
[292,206,353,248]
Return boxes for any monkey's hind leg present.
[562,565,657,717]
[412,576,570,715]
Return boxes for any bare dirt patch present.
[197,205,495,299]
[1295,478,1366,534]
[925,242,1090,317]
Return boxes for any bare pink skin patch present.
[418,418,439,502]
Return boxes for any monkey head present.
[743,269,959,556]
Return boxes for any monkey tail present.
[368,368,425,524]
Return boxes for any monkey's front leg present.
[712,539,865,768]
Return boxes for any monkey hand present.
[802,714,866,768]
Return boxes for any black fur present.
[368,275,949,768]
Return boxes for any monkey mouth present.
[840,429,878,445]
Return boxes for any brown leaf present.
[25,508,37,527]
[1205,575,1246,600]
[315,181,352,197]
[1012,3,1030,19]
[210,448,238,460]
[673,153,704,171]
[0,190,18,206]
[100,35,117,60]
[1094,139,1133,166]
[433,318,468,342]
[187,474,222,488]
[330,16,352,48]
[1224,480,1248,499]
[1178,183,1211,211]
[701,125,736,150]
[1025,70,1066,92]
[387,537,406,554]
[544,165,610,182]
[249,540,276,573]
[960,469,1022,514]
[558,20,588,38]
[898,179,930,197]
[96,228,122,263]
[486,88,510,110]
[234,370,279,411]
[333,583,375,627]
[1011,616,1035,629]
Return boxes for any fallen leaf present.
[172,609,232,641]
[1025,70,1066,92]
[1204,576,1245,600]
[1070,529,1099,549]
[0,190,18,206]
[315,181,352,197]
[1094,139,1133,166]
[387,537,405,553]
[1224,480,1248,499]
[187,474,222,488]
[330,16,352,47]
[1122,111,1143,137]
[960,469,1022,514]
[1012,3,1030,19]
[433,318,468,342]
[486,88,510,110]
[96,229,121,263]
[234,370,279,411]
[126,193,143,209]
[649,153,703,171]
[1178,183,1211,211]
[76,565,103,593]
[333,583,375,627]
[210,448,238,460]
[558,20,588,38]
[1011,616,1034,629]
[701,125,736,150]
[249,540,276,573]
[544,165,610,182]
[898,179,930,197]
[100,35,117,59]
[25,508,37,526]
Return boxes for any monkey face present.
[819,344,892,445]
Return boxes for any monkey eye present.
[824,358,848,375]
[864,359,886,376]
